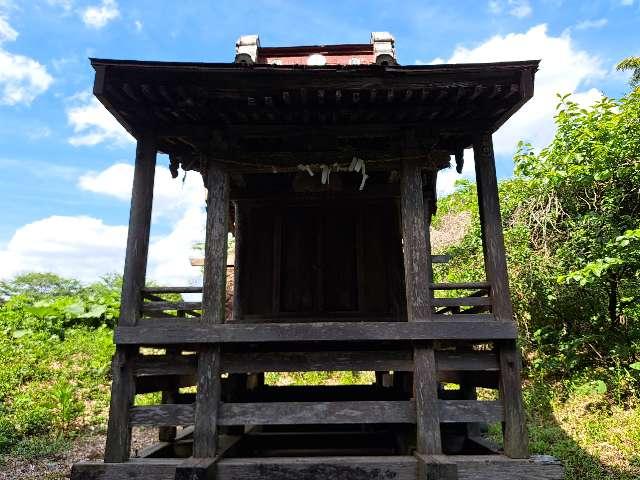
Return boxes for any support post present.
[473,133,528,458]
[104,130,157,462]
[400,158,441,455]
[192,161,229,458]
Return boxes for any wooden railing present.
[141,286,203,318]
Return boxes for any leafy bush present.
[434,88,640,400]
[0,274,117,455]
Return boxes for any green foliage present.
[434,89,640,400]
[617,56,640,88]
[0,272,82,300]
[0,274,117,457]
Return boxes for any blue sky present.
[0,0,637,284]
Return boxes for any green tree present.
[435,88,640,384]
[617,56,640,88]
[0,273,81,300]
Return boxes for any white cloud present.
[46,0,73,11]
[66,91,133,146]
[508,0,532,18]
[488,0,502,14]
[147,206,206,286]
[1,163,208,286]
[0,216,128,283]
[0,50,53,105]
[433,24,603,158]
[620,0,634,6]
[82,0,119,29]
[78,163,206,220]
[134,20,142,32]
[574,18,608,30]
[487,0,533,17]
[0,14,53,105]
[0,14,17,42]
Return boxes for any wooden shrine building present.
[72,33,563,479]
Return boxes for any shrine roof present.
[90,58,539,172]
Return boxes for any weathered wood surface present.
[192,161,229,458]
[400,158,432,321]
[416,453,458,480]
[174,457,217,480]
[474,133,528,458]
[431,254,451,264]
[93,59,539,166]
[217,456,418,480]
[473,134,512,322]
[71,460,179,480]
[71,454,562,480]
[400,156,440,454]
[142,301,202,312]
[116,319,517,345]
[132,350,498,377]
[415,347,442,453]
[158,345,180,442]
[130,401,415,426]
[104,130,157,464]
[438,400,503,423]
[119,131,156,327]
[141,286,203,294]
[431,297,491,307]
[453,455,564,480]
[430,282,490,291]
[222,350,414,373]
[130,400,502,427]
[499,339,529,458]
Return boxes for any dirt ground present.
[0,427,157,480]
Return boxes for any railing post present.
[192,160,229,458]
[104,130,156,462]
[400,158,441,456]
[473,133,528,458]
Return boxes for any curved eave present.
[89,58,539,162]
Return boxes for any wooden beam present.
[116,319,518,345]
[474,133,527,459]
[71,453,562,480]
[104,130,156,463]
[192,161,229,458]
[132,350,499,376]
[141,286,203,294]
[430,282,490,291]
[400,157,441,455]
[416,453,458,479]
[431,297,491,307]
[142,301,202,312]
[217,456,417,480]
[129,400,503,427]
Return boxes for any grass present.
[526,387,640,479]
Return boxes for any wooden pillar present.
[473,133,528,459]
[104,130,157,462]
[192,161,229,458]
[400,158,441,455]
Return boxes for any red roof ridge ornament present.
[234,32,398,66]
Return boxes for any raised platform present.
[72,454,563,479]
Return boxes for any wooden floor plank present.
[116,320,516,345]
